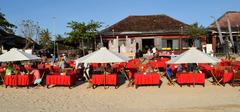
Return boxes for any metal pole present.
[53,17,56,55]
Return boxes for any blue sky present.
[0,0,239,37]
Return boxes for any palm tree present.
[186,23,207,48]
[39,29,52,48]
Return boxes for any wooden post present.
[212,33,217,53]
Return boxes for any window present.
[182,38,201,49]
[172,39,179,49]
[161,39,179,50]
[194,39,200,48]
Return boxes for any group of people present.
[167,63,200,78]
[2,62,42,86]
[75,63,115,81]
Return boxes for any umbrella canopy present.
[0,49,40,62]
[76,47,130,64]
[166,47,220,64]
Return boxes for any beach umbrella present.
[75,47,130,64]
[75,47,130,89]
[0,49,40,62]
[166,47,220,64]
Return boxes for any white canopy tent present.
[166,47,220,64]
[75,47,130,64]
[0,49,40,62]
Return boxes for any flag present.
[227,17,234,46]
[212,16,224,44]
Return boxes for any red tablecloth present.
[149,61,166,68]
[91,74,117,86]
[126,62,137,69]
[199,64,214,71]
[231,62,240,71]
[134,73,160,85]
[4,75,34,86]
[176,73,205,86]
[46,73,76,86]
[222,72,234,83]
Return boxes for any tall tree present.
[67,20,102,55]
[186,22,207,47]
[39,29,52,48]
[0,11,16,34]
[19,19,40,49]
[55,34,64,41]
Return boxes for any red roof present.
[208,11,240,31]
[100,15,190,36]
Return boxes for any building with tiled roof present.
[207,11,240,54]
[99,14,206,53]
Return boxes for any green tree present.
[0,11,16,34]
[55,34,64,41]
[186,23,207,47]
[39,29,52,48]
[66,20,102,55]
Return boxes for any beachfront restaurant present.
[98,15,206,54]
[208,11,240,54]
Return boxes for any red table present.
[222,73,234,85]
[4,74,34,88]
[149,61,166,69]
[176,73,205,87]
[46,72,76,88]
[134,73,160,88]
[231,61,240,71]
[91,74,117,89]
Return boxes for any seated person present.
[49,65,55,74]
[106,63,113,74]
[167,65,173,78]
[19,64,27,75]
[145,64,154,74]
[5,63,13,75]
[188,63,194,72]
[177,64,185,73]
[30,64,41,85]
[192,63,199,73]
[94,63,104,74]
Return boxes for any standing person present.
[166,65,173,78]
[41,54,47,64]
[225,38,232,60]
[51,54,56,65]
[63,54,67,62]
[59,57,66,72]
[152,47,157,58]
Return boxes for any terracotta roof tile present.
[101,15,190,35]
[208,11,240,31]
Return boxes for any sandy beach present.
[0,77,239,112]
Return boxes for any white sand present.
[0,78,240,112]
